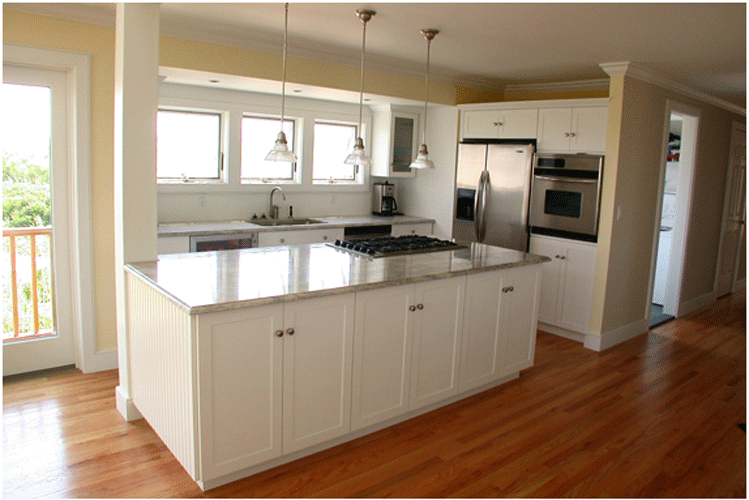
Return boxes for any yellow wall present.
[590,74,744,337]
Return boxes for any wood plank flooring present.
[3,291,745,497]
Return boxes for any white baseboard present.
[116,385,143,422]
[584,318,650,352]
[677,290,717,317]
[537,322,586,343]
[81,348,118,374]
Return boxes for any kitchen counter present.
[157,214,435,237]
[126,242,549,315]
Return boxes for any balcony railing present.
[2,226,55,342]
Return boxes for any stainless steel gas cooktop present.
[327,235,465,258]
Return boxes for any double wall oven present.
[529,153,604,242]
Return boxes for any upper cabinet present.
[371,105,420,178]
[458,99,608,154]
[461,108,538,140]
[537,106,608,153]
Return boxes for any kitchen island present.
[124,242,549,490]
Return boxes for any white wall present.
[397,106,460,239]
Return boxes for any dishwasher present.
[189,233,258,252]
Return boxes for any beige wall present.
[3,8,494,353]
[591,74,744,336]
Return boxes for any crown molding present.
[504,78,609,94]
[600,61,745,116]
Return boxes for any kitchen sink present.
[248,218,324,227]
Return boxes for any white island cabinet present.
[124,242,548,490]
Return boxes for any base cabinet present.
[529,235,597,333]
[197,294,354,481]
[258,227,344,247]
[459,266,541,392]
[351,276,464,430]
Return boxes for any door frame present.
[714,121,747,295]
[4,44,109,373]
[646,100,700,320]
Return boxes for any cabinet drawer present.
[258,227,345,247]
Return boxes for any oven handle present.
[534,175,598,184]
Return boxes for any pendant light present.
[344,9,375,168]
[409,29,439,170]
[266,2,297,163]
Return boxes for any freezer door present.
[482,144,534,251]
[452,143,488,243]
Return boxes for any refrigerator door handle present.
[474,170,490,242]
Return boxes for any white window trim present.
[4,44,109,373]
[157,83,372,195]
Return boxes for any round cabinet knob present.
[569,132,576,137]
[279,238,285,244]
[508,286,514,292]
[409,305,416,312]
[286,328,295,336]
[502,287,509,293]
[275,330,284,337]
[417,304,424,310]
[323,235,328,241]
[559,255,566,260]
[411,230,416,234]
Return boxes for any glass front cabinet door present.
[371,105,420,178]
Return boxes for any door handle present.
[474,170,490,242]
[534,175,597,184]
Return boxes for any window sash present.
[156,109,222,181]
[241,116,296,182]
[312,121,358,183]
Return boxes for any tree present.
[2,153,50,227]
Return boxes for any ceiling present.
[8,2,747,108]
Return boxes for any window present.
[156,110,222,181]
[312,121,358,183]
[241,116,296,182]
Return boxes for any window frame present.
[312,119,361,185]
[157,84,371,195]
[240,114,299,185]
[156,107,226,184]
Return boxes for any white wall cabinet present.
[390,222,434,237]
[196,293,354,481]
[351,276,464,428]
[461,108,538,140]
[529,235,597,334]
[257,227,345,247]
[371,105,420,178]
[537,106,608,153]
[158,235,190,254]
[459,266,541,392]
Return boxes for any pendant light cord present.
[423,36,430,145]
[280,2,289,133]
[358,18,367,137]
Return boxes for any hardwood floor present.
[3,291,745,498]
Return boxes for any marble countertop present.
[157,215,435,237]
[126,242,550,315]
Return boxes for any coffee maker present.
[372,181,399,216]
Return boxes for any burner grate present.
[328,235,465,257]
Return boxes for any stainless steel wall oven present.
[529,153,604,242]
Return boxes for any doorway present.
[2,65,75,375]
[649,102,700,328]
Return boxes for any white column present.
[114,3,159,421]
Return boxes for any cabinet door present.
[351,284,414,431]
[157,235,190,254]
[537,107,572,152]
[528,236,563,326]
[462,110,500,139]
[391,222,434,237]
[498,109,538,139]
[460,270,504,392]
[197,304,284,481]
[282,294,355,453]
[570,106,608,152]
[410,276,465,410]
[557,241,597,333]
[499,266,541,376]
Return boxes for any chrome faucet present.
[269,186,286,219]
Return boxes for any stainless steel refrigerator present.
[452,141,535,251]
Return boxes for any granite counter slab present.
[125,242,550,315]
[157,215,434,237]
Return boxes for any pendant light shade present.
[409,29,439,170]
[344,9,375,168]
[266,2,297,163]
